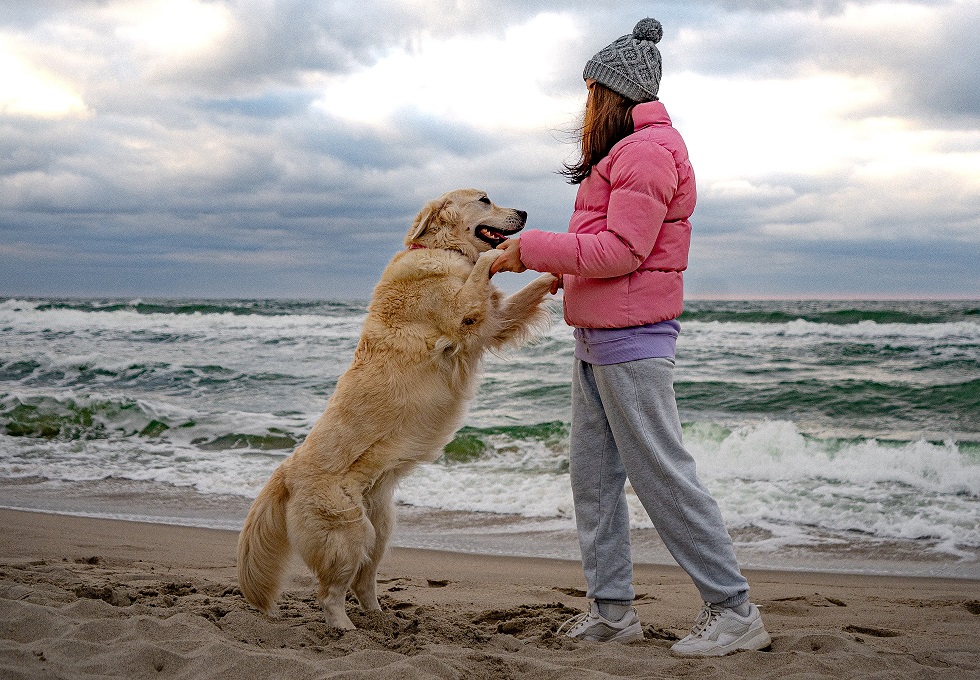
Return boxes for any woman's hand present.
[489,238,527,275]
[550,273,563,295]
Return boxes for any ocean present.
[1,297,978,578]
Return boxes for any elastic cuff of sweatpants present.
[718,592,749,608]
[595,598,634,607]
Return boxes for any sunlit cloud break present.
[313,13,584,130]
[0,46,87,118]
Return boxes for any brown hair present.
[560,82,637,184]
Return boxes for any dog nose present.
[516,210,527,223]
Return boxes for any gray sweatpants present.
[570,357,749,608]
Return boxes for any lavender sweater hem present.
[573,320,681,365]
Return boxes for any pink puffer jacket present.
[519,101,694,328]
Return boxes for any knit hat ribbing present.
[583,18,663,103]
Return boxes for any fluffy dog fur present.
[237,189,555,629]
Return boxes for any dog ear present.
[409,198,458,242]
[409,206,435,241]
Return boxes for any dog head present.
[405,189,527,261]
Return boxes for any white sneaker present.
[670,602,771,657]
[557,602,644,643]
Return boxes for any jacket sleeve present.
[520,140,676,278]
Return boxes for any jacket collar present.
[631,101,672,131]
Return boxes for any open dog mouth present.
[476,225,521,247]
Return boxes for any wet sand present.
[1,508,978,678]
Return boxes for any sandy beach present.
[0,509,978,678]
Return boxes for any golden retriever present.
[237,188,555,629]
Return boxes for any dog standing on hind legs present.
[236,188,556,629]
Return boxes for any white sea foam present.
[686,318,980,341]
[3,298,979,565]
[393,420,980,556]
[0,298,366,339]
[692,420,980,494]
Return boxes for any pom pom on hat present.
[583,18,664,102]
[632,18,663,43]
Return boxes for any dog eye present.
[478,196,491,205]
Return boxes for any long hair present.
[560,82,637,184]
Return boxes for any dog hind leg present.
[351,471,401,611]
[291,489,373,630]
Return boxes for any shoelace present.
[556,610,591,636]
[688,602,724,637]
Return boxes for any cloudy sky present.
[1,0,978,300]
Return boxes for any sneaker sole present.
[571,623,644,644]
[607,626,644,643]
[670,625,772,657]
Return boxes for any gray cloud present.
[1,0,978,299]
[670,0,980,127]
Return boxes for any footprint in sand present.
[765,593,847,615]
[553,586,586,597]
[787,633,855,654]
[843,624,901,638]
[553,586,651,600]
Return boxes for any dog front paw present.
[474,249,503,277]
[528,273,557,294]
[478,249,503,263]
[535,273,557,285]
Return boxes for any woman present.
[490,18,771,656]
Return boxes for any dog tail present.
[237,467,290,615]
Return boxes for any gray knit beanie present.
[583,18,663,103]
